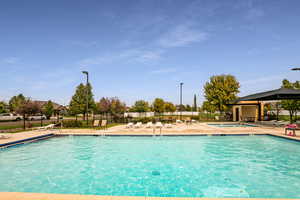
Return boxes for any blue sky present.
[1,0,300,106]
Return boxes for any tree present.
[152,98,165,114]
[185,104,192,111]
[270,102,282,121]
[16,99,41,129]
[0,101,8,114]
[202,101,216,114]
[69,83,95,120]
[204,74,240,113]
[42,100,54,119]
[281,79,300,123]
[9,94,25,112]
[164,102,176,113]
[130,100,150,112]
[109,97,126,116]
[193,94,197,111]
[96,97,111,114]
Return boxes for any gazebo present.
[230,88,300,122]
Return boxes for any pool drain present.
[152,170,160,176]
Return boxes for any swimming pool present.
[208,123,258,127]
[0,135,299,198]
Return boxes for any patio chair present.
[37,124,55,130]
[284,124,297,136]
[101,120,107,130]
[146,122,153,128]
[165,123,172,128]
[155,122,163,128]
[126,122,134,128]
[93,120,100,128]
[0,134,10,139]
[134,122,142,128]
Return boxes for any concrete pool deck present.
[0,192,292,200]
[1,122,300,146]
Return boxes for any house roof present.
[236,88,300,102]
[33,101,65,110]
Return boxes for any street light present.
[180,82,184,120]
[291,67,300,71]
[82,71,89,125]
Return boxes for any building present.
[232,101,264,122]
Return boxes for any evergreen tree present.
[193,94,197,111]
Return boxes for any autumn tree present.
[204,74,240,114]
[164,102,176,113]
[152,98,165,114]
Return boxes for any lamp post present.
[291,67,300,71]
[82,71,89,125]
[180,82,184,120]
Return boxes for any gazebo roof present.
[237,88,300,102]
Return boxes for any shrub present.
[63,120,83,128]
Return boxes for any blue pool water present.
[0,135,300,198]
[208,123,258,127]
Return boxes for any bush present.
[63,120,83,128]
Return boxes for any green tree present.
[193,94,197,111]
[281,79,300,123]
[185,104,192,111]
[42,100,54,119]
[0,101,8,114]
[204,74,240,113]
[202,101,216,113]
[164,102,176,113]
[152,98,165,114]
[130,100,150,112]
[69,83,95,120]
[9,94,26,112]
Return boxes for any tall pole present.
[82,71,89,125]
[180,82,184,120]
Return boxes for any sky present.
[1,0,300,106]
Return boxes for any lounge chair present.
[165,123,172,128]
[37,124,55,130]
[176,119,182,123]
[0,134,10,139]
[146,122,153,128]
[93,120,100,127]
[155,122,163,128]
[134,122,142,128]
[126,122,133,128]
[101,120,107,129]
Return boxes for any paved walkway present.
[0,192,290,200]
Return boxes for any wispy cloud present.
[245,8,264,20]
[79,49,163,66]
[1,57,19,64]
[151,67,177,74]
[158,24,208,48]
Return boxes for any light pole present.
[291,67,300,71]
[82,71,89,125]
[180,82,184,120]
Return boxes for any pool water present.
[0,135,300,198]
[208,123,257,127]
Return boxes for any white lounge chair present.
[37,124,55,130]
[176,119,182,123]
[0,134,10,139]
[126,122,134,128]
[146,122,153,128]
[165,123,172,128]
[134,122,142,128]
[155,122,163,128]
